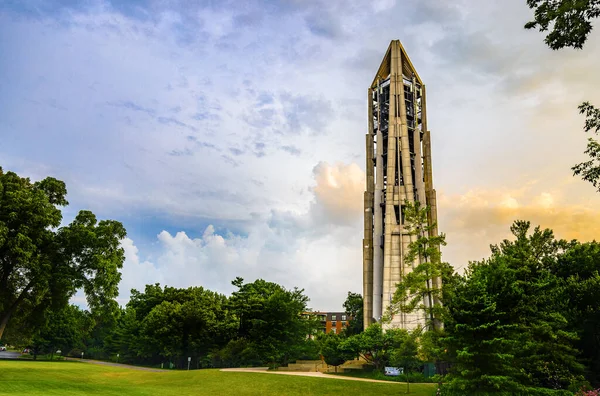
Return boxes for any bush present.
[440,384,574,396]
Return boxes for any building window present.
[332,328,336,334]
[342,315,347,321]
[331,315,337,321]
[331,321,337,327]
[342,321,346,326]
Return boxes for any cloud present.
[5,0,600,312]
[310,162,365,227]
[438,184,600,271]
[116,162,366,310]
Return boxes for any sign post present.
[187,357,191,371]
[81,352,84,360]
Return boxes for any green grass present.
[0,360,436,395]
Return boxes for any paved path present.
[220,367,402,384]
[0,351,21,359]
[66,358,165,372]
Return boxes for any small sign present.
[188,357,191,362]
[384,367,403,376]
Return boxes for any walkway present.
[220,367,402,384]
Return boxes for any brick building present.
[303,312,350,337]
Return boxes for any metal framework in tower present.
[363,40,440,330]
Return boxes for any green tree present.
[524,1,600,192]
[552,242,600,387]
[227,277,314,366]
[0,167,126,340]
[524,0,600,50]
[341,323,405,371]
[443,221,586,395]
[318,332,353,372]
[389,329,420,394]
[32,305,92,359]
[572,103,600,192]
[389,200,447,330]
[342,292,363,336]
[114,284,235,367]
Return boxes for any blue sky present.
[1,0,600,310]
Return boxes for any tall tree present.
[0,167,126,340]
[524,1,600,192]
[552,241,600,387]
[342,292,363,336]
[443,221,586,394]
[389,200,447,330]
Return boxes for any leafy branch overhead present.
[572,102,600,192]
[524,0,600,50]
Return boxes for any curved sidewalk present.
[220,367,402,384]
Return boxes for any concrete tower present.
[363,40,440,330]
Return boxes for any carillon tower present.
[363,40,440,330]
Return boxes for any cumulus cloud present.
[310,162,365,226]
[5,0,600,312]
[117,163,366,310]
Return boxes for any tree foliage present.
[32,305,92,359]
[572,102,600,192]
[342,323,409,370]
[318,332,353,370]
[227,277,315,366]
[342,292,363,336]
[0,167,126,340]
[524,2,600,193]
[443,221,590,395]
[389,200,448,330]
[524,0,600,50]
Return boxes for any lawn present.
[0,360,437,396]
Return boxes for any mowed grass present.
[0,360,437,396]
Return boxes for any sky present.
[1,0,599,311]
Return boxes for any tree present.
[524,1,600,192]
[110,284,236,367]
[342,323,405,371]
[389,329,420,394]
[227,278,315,366]
[342,292,363,336]
[389,200,447,330]
[552,242,600,387]
[0,167,126,340]
[443,221,586,394]
[572,102,600,192]
[318,332,353,372]
[32,305,91,360]
[524,0,600,50]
